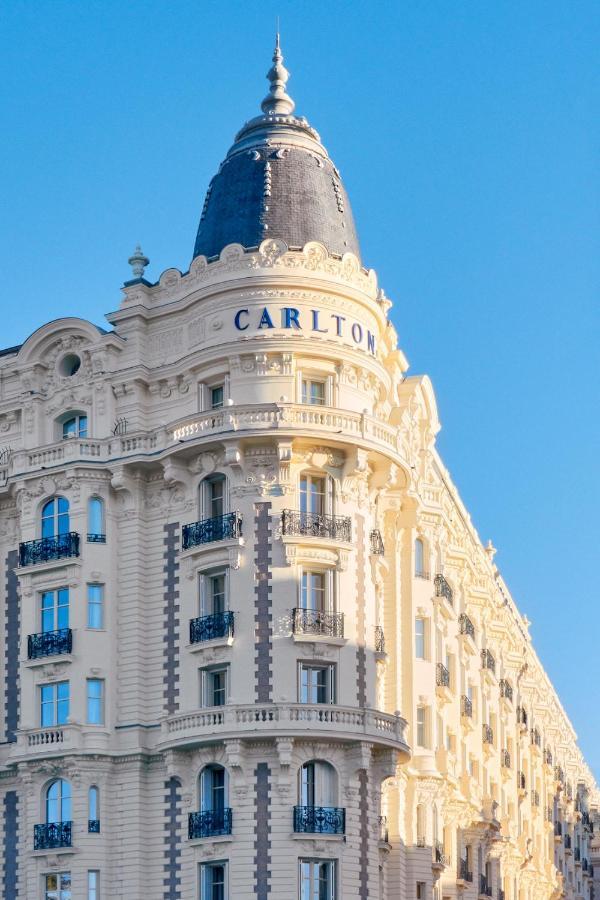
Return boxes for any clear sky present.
[1,1,598,776]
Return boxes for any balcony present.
[88,819,100,833]
[292,608,344,640]
[481,649,496,676]
[188,808,232,839]
[434,574,453,605]
[281,509,351,543]
[19,533,80,568]
[375,626,386,655]
[189,611,234,645]
[182,512,242,550]
[479,875,492,898]
[436,662,450,688]
[27,628,72,660]
[499,679,513,703]
[461,696,473,718]
[34,821,72,850]
[531,728,541,748]
[459,613,475,641]
[458,859,473,883]
[501,749,511,769]
[517,706,528,729]
[433,842,449,868]
[370,529,385,555]
[293,805,345,835]
[482,724,494,745]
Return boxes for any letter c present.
[234,309,249,330]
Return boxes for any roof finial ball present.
[261,32,295,116]
[128,244,149,280]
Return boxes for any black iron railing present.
[517,706,528,727]
[34,821,72,850]
[482,724,494,745]
[479,875,492,897]
[501,750,511,768]
[88,819,100,833]
[581,811,590,827]
[190,611,234,644]
[499,890,505,900]
[499,679,513,702]
[458,859,473,882]
[87,533,106,543]
[293,805,345,835]
[459,613,475,640]
[19,533,80,567]
[461,696,473,718]
[281,510,352,542]
[27,628,72,660]
[518,771,526,791]
[434,843,448,866]
[434,574,453,604]
[554,821,562,837]
[574,847,581,862]
[564,833,572,849]
[481,649,496,674]
[436,662,450,688]
[188,808,232,839]
[375,626,386,654]
[379,815,389,842]
[582,858,589,873]
[182,513,242,550]
[292,608,344,639]
[370,529,385,555]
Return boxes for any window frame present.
[298,662,336,705]
[298,371,334,407]
[200,860,228,900]
[41,496,70,539]
[86,678,105,726]
[87,496,105,541]
[61,413,88,440]
[200,665,229,708]
[87,583,104,629]
[87,870,100,900]
[415,616,427,660]
[299,858,336,900]
[299,568,335,614]
[44,871,72,900]
[40,587,69,633]
[200,474,228,521]
[40,681,70,727]
[199,377,230,413]
[199,569,229,617]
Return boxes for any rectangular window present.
[415,617,426,659]
[299,859,336,900]
[416,706,428,748]
[417,882,426,900]
[41,588,69,633]
[301,571,327,612]
[299,474,327,515]
[200,861,227,900]
[40,681,69,727]
[206,476,225,519]
[210,385,224,410]
[201,667,229,707]
[86,679,105,725]
[45,872,72,900]
[299,663,336,704]
[88,871,100,900]
[200,571,228,616]
[87,584,104,629]
[301,378,326,406]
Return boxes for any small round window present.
[58,353,81,377]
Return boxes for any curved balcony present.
[293,805,345,835]
[188,808,232,839]
[292,608,344,640]
[34,821,72,850]
[161,702,410,758]
[182,512,242,550]
[282,509,351,543]
[434,573,453,605]
[190,611,234,645]
[19,533,80,568]
[28,628,72,660]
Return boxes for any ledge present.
[292,633,347,648]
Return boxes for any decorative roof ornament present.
[261,33,295,116]
[128,244,149,279]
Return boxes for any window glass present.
[41,588,69,632]
[200,766,226,813]
[41,682,69,727]
[210,385,224,409]
[207,477,225,519]
[46,779,71,823]
[88,786,99,820]
[300,761,336,807]
[88,497,104,537]
[301,379,326,406]
[300,860,335,900]
[62,415,87,439]
[41,497,70,538]
[300,475,326,516]
[415,618,425,659]
[301,572,326,611]
[202,668,228,707]
[209,573,226,615]
[45,872,71,900]
[86,679,105,725]
[87,584,104,629]
[415,538,425,576]
[87,871,99,900]
[299,664,335,704]
[417,706,427,747]
[201,862,227,900]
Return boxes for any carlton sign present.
[233,305,376,355]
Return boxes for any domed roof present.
[193,38,361,262]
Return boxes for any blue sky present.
[1,1,598,775]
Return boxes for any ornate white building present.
[0,38,597,900]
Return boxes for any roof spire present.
[261,32,295,116]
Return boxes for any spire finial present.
[261,32,295,116]
[128,244,149,279]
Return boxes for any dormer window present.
[62,414,87,439]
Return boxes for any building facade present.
[0,39,597,900]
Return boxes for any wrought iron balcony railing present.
[292,608,344,639]
[479,874,492,897]
[434,843,449,866]
[564,833,572,849]
[436,662,450,688]
[531,728,541,747]
[458,859,473,882]
[499,890,505,900]
[87,533,106,543]
[370,529,385,555]
[461,696,473,718]
[375,626,385,654]
[574,847,581,862]
[182,512,242,550]
[434,574,453,604]
[499,679,513,702]
[281,509,352,543]
[581,811,590,827]
[27,627,72,660]
[34,821,72,850]
[582,858,589,873]
[188,808,232,839]
[459,613,475,640]
[517,705,528,726]
[293,805,345,835]
[88,819,100,833]
[482,724,494,745]
[501,749,511,768]
[378,815,389,842]
[190,611,234,644]
[481,649,496,674]
[19,532,80,567]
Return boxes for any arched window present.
[415,537,425,577]
[199,764,228,814]
[298,760,337,808]
[62,413,87,439]
[46,779,71,824]
[88,785,100,832]
[41,497,69,539]
[200,474,226,521]
[87,496,105,542]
